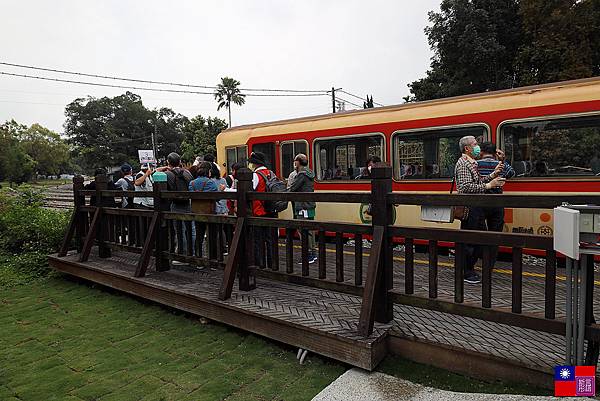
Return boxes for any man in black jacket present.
[287,154,317,263]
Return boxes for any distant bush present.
[0,188,70,284]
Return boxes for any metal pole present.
[573,259,580,364]
[577,256,588,364]
[566,258,573,364]
[152,118,158,160]
[332,87,336,113]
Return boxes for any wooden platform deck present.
[48,249,389,371]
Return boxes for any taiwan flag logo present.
[554,365,596,397]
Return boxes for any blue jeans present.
[171,202,196,255]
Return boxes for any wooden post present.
[370,164,393,323]
[153,180,170,272]
[236,168,255,291]
[95,174,111,258]
[73,175,85,253]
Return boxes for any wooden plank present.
[388,225,551,249]
[301,229,309,276]
[270,227,279,271]
[79,208,101,262]
[247,216,372,235]
[389,291,566,336]
[58,209,78,256]
[256,269,363,297]
[482,246,492,308]
[355,233,363,286]
[358,225,384,337]
[386,193,600,209]
[248,192,371,204]
[219,218,245,300]
[102,207,153,217]
[134,212,159,277]
[512,247,523,314]
[335,232,344,282]
[286,229,294,274]
[318,230,326,279]
[162,212,236,224]
[454,243,464,303]
[545,249,556,320]
[428,240,438,299]
[404,238,414,295]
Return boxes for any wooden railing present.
[57,166,600,364]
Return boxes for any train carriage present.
[216,77,600,239]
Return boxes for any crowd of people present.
[86,134,512,281]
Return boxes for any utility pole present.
[152,115,158,160]
[331,87,342,113]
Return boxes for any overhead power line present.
[0,71,329,97]
[338,90,385,107]
[336,97,362,109]
[0,61,329,94]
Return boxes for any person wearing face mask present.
[454,136,505,284]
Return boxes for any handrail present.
[387,193,600,209]
[388,225,552,249]
[247,191,371,203]
[246,216,372,234]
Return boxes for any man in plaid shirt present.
[455,136,505,283]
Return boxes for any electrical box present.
[554,206,580,260]
[420,206,453,223]
[554,205,600,260]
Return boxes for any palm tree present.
[214,77,246,128]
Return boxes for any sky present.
[0,0,440,133]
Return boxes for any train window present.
[280,140,308,180]
[392,125,487,180]
[225,145,247,173]
[501,114,600,177]
[315,134,384,180]
[252,142,276,171]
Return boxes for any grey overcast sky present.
[1,0,440,133]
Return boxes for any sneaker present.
[464,271,481,284]
[308,254,317,264]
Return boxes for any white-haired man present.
[455,135,505,284]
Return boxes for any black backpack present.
[125,176,135,191]
[256,170,288,213]
[172,168,189,191]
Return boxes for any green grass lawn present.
[0,277,345,401]
[0,273,551,400]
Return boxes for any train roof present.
[217,77,600,146]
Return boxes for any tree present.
[180,115,228,162]
[406,0,522,102]
[19,124,69,179]
[516,0,600,85]
[214,77,246,128]
[64,92,187,172]
[0,120,35,184]
[406,0,600,102]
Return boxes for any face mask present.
[472,145,481,158]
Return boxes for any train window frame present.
[498,111,600,180]
[391,123,491,182]
[279,139,309,181]
[313,132,386,182]
[225,145,248,173]
[251,142,276,171]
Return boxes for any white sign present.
[553,206,580,260]
[138,150,156,165]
